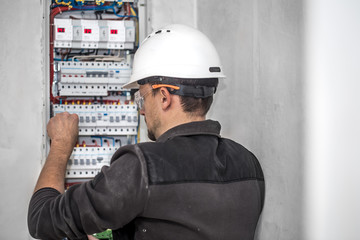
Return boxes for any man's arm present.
[28,145,148,240]
[34,112,78,193]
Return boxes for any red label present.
[57,28,65,33]
[84,29,92,34]
[110,29,118,34]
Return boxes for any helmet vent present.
[154,30,171,34]
[146,29,171,40]
[209,67,221,73]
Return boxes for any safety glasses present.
[134,88,153,110]
[134,84,180,110]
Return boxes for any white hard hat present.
[122,24,226,89]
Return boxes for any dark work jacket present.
[28,120,265,240]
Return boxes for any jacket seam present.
[134,144,151,216]
[148,177,264,186]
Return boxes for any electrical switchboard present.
[49,1,143,238]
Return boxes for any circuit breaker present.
[49,0,142,189]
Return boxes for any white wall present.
[304,0,360,239]
[0,1,44,239]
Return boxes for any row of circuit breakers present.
[54,19,135,49]
[54,61,131,96]
[50,2,140,184]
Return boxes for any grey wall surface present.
[199,1,304,239]
[148,0,197,31]
[0,1,44,239]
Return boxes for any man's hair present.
[179,95,214,117]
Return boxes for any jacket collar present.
[156,120,221,143]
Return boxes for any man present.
[28,24,265,240]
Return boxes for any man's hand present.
[87,235,99,240]
[47,112,79,153]
[33,112,79,193]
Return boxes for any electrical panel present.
[48,1,144,239]
[49,1,141,188]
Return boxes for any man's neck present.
[155,114,205,140]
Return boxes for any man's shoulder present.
[219,137,259,158]
[110,143,145,164]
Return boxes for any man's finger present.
[70,113,79,121]
[61,111,70,117]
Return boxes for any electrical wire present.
[130,5,137,17]
[72,50,124,62]
[52,0,117,11]
[51,3,137,20]
[103,137,115,147]
[104,139,110,147]
[71,55,124,62]
[111,7,137,18]
[54,58,79,61]
[91,136,103,147]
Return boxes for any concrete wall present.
[0,1,44,239]
[199,1,304,239]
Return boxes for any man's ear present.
[159,87,172,110]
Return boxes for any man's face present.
[138,84,161,141]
